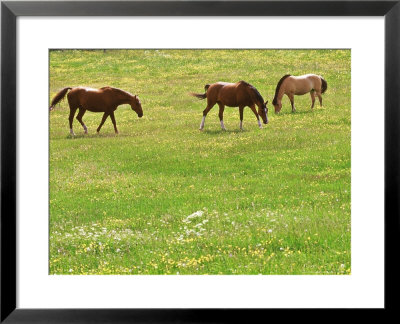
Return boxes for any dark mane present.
[272,75,291,105]
[239,80,264,105]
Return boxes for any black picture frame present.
[1,0,398,322]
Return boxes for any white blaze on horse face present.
[220,120,226,130]
[200,116,206,130]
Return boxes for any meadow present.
[49,49,351,275]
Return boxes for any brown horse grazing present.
[272,74,327,113]
[190,81,269,130]
[49,86,143,135]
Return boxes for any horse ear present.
[265,100,268,105]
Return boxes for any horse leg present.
[68,107,77,135]
[97,112,109,133]
[310,91,316,110]
[110,111,119,134]
[239,106,245,130]
[76,108,88,134]
[317,92,323,107]
[218,103,226,130]
[288,94,296,112]
[199,104,215,130]
[249,105,262,129]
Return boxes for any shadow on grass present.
[201,129,250,135]
[65,132,131,139]
[274,108,325,116]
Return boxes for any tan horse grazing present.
[272,74,327,113]
[190,81,269,130]
[49,86,143,135]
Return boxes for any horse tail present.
[190,84,209,100]
[49,87,72,111]
[320,77,328,94]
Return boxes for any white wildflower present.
[183,210,204,223]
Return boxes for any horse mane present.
[272,75,291,105]
[101,86,135,98]
[239,81,264,105]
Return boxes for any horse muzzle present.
[138,113,143,118]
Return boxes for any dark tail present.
[189,84,210,100]
[321,77,327,94]
[49,87,72,111]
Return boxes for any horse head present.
[272,99,282,113]
[131,95,143,118]
[258,100,269,124]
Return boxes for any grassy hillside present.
[49,49,351,274]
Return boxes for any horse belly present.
[222,99,238,107]
[85,106,104,113]
[294,89,310,96]
[82,94,109,112]
[217,90,238,107]
[294,79,313,95]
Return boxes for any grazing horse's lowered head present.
[258,100,269,124]
[130,95,143,118]
[272,99,282,114]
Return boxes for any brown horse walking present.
[272,74,327,113]
[190,81,269,130]
[49,86,143,135]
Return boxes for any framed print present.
[1,0,399,322]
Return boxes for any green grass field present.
[49,49,351,275]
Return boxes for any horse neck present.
[252,100,261,110]
[116,91,133,105]
[249,89,263,108]
[274,87,285,104]
[279,86,286,101]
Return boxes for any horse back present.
[68,87,115,111]
[206,82,235,106]
[289,74,321,95]
[300,74,321,86]
[211,82,253,107]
